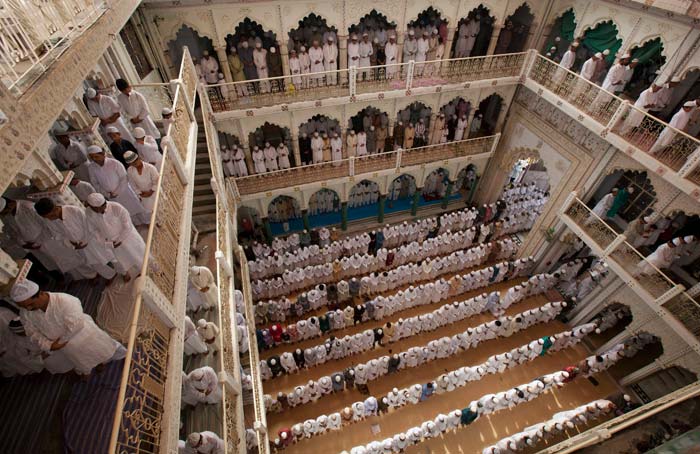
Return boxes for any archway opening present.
[421,168,456,205]
[348,10,397,46]
[574,20,622,75]
[624,38,666,99]
[587,303,633,349]
[288,14,338,53]
[541,8,576,61]
[607,332,663,381]
[308,188,341,227]
[237,205,263,244]
[632,366,698,401]
[440,97,473,142]
[386,174,416,214]
[225,19,279,81]
[268,195,302,235]
[452,6,495,58]
[168,25,216,75]
[348,107,389,133]
[588,169,656,232]
[347,180,380,221]
[396,102,432,148]
[472,94,502,137]
[495,3,534,54]
[456,164,479,203]
[407,6,448,40]
[248,122,295,170]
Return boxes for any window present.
[120,21,153,79]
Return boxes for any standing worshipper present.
[268,47,283,90]
[115,78,161,139]
[607,186,631,219]
[459,16,480,58]
[123,151,158,218]
[650,102,696,156]
[348,35,360,69]
[494,20,513,54]
[592,49,610,84]
[33,198,117,281]
[601,55,629,94]
[359,33,374,80]
[132,127,162,169]
[200,51,220,85]
[559,42,577,71]
[289,50,303,88]
[309,41,325,87]
[619,83,662,135]
[86,87,135,143]
[239,41,257,83]
[252,146,266,174]
[277,142,291,170]
[323,37,338,85]
[330,132,343,164]
[51,126,90,181]
[385,35,398,79]
[106,126,138,168]
[227,47,248,97]
[232,145,249,176]
[587,189,617,224]
[11,279,125,377]
[190,266,218,312]
[87,145,148,225]
[403,30,418,64]
[253,42,270,93]
[580,52,601,82]
[85,193,146,282]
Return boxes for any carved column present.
[411,187,422,216]
[445,27,456,59]
[262,218,273,243]
[280,42,290,77]
[339,35,348,85]
[301,209,310,230]
[291,132,301,167]
[397,35,405,64]
[441,179,454,209]
[377,194,386,223]
[341,202,348,230]
[215,46,233,83]
[487,24,502,55]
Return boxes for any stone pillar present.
[291,132,301,167]
[619,361,663,387]
[302,209,310,230]
[215,46,233,83]
[411,187,423,216]
[494,98,509,132]
[487,24,502,55]
[467,175,479,204]
[241,139,254,175]
[279,42,290,77]
[262,217,273,243]
[444,27,456,59]
[397,35,405,64]
[341,201,348,230]
[441,179,454,209]
[339,35,348,85]
[596,329,632,355]
[377,194,386,223]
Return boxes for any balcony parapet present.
[559,192,700,352]
[229,134,498,198]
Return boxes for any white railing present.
[537,381,700,454]
[204,52,527,112]
[0,0,107,93]
[229,134,499,196]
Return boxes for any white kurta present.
[385,43,398,77]
[602,63,626,92]
[252,150,266,174]
[127,161,159,215]
[560,50,576,70]
[277,145,291,169]
[652,108,692,152]
[87,95,135,143]
[21,292,124,375]
[117,90,161,139]
[190,266,218,309]
[134,136,163,169]
[621,87,657,132]
[88,157,147,224]
[87,201,146,276]
[579,58,596,81]
[70,180,97,203]
[52,139,90,181]
[184,316,207,355]
[232,148,248,176]
[200,57,220,84]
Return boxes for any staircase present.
[633,366,698,402]
[192,108,217,231]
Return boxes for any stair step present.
[193,194,216,204]
[192,205,217,215]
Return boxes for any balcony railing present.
[0,0,108,93]
[204,52,527,112]
[527,54,700,194]
[229,134,498,197]
[108,47,198,454]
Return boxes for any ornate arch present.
[422,166,450,187]
[577,18,622,41]
[308,187,340,205]
[499,146,541,171]
[162,21,215,45]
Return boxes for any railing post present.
[349,156,355,176]
[678,146,700,177]
[489,133,501,154]
[607,100,629,131]
[215,250,233,278]
[406,60,415,90]
[558,191,578,216]
[396,149,402,169]
[656,284,686,306]
[520,49,538,80]
[349,66,357,97]
[603,234,627,256]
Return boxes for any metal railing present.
[560,194,681,302]
[204,52,527,112]
[527,54,700,188]
[537,381,700,454]
[229,134,498,196]
[109,47,198,454]
[0,0,107,93]
[664,291,700,339]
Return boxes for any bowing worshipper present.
[619,83,662,135]
[85,87,135,143]
[67,176,96,205]
[1,310,44,378]
[190,265,218,312]
[51,126,90,181]
[186,431,224,454]
[132,127,163,170]
[85,193,145,281]
[323,36,338,85]
[586,189,617,224]
[184,315,208,356]
[160,107,174,135]
[11,279,125,376]
[252,146,266,174]
[385,35,399,79]
[106,126,138,168]
[636,238,680,275]
[87,145,148,225]
[123,151,158,218]
[197,319,220,355]
[200,50,220,85]
[184,366,222,405]
[650,101,696,156]
[34,198,117,281]
[115,78,160,139]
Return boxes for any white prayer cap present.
[328,36,335,42]
[124,151,139,164]
[87,145,104,155]
[673,237,682,246]
[187,433,201,446]
[408,30,415,36]
[684,101,696,107]
[594,52,602,58]
[389,34,396,39]
[362,32,368,37]
[643,216,652,223]
[86,87,97,98]
[621,53,631,59]
[300,46,306,51]
[571,42,579,47]
[684,236,694,242]
[53,124,69,136]
[603,49,610,55]
[197,319,207,328]
[191,369,204,380]
[11,279,39,302]
[631,58,639,62]
[671,76,681,82]
[106,126,119,134]
[87,193,106,207]
[132,127,146,139]
[162,107,172,115]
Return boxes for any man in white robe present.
[85,87,135,143]
[580,53,600,81]
[190,266,218,311]
[116,78,161,139]
[132,127,162,170]
[586,189,616,224]
[123,151,158,218]
[34,198,116,280]
[200,51,220,85]
[560,43,577,70]
[87,145,148,225]
[184,315,208,355]
[186,431,224,454]
[636,239,679,275]
[309,40,325,87]
[311,132,324,163]
[186,366,222,404]
[323,37,338,85]
[86,193,145,281]
[650,102,695,155]
[51,126,90,181]
[253,43,270,93]
[232,145,249,176]
[11,279,125,376]
[348,35,360,69]
[385,35,398,79]
[619,83,662,134]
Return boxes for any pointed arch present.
[225,18,278,54]
[452,5,495,58]
[167,25,216,69]
[288,13,338,53]
[347,179,380,221]
[495,3,534,54]
[348,106,390,133]
[308,188,341,226]
[386,173,417,214]
[267,195,303,235]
